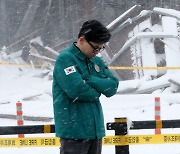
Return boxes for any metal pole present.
[16,101,24,138]
[114,117,129,154]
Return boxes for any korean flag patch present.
[64,66,76,75]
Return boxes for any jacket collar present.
[68,42,86,61]
[69,42,95,63]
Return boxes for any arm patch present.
[64,66,76,75]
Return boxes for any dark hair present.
[78,20,111,43]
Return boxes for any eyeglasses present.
[87,41,105,53]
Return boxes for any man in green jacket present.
[53,20,119,154]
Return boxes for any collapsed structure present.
[1,5,180,94]
[102,5,180,94]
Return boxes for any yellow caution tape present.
[103,134,180,145]
[1,62,180,70]
[0,134,180,147]
[0,62,43,67]
[108,66,180,70]
[0,137,59,148]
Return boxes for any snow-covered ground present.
[0,66,180,154]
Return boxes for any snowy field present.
[0,66,180,154]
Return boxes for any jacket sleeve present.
[86,59,119,97]
[53,54,100,102]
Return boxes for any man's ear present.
[79,36,86,44]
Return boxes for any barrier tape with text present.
[0,134,180,148]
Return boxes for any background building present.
[1,0,180,53]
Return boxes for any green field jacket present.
[52,43,119,139]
